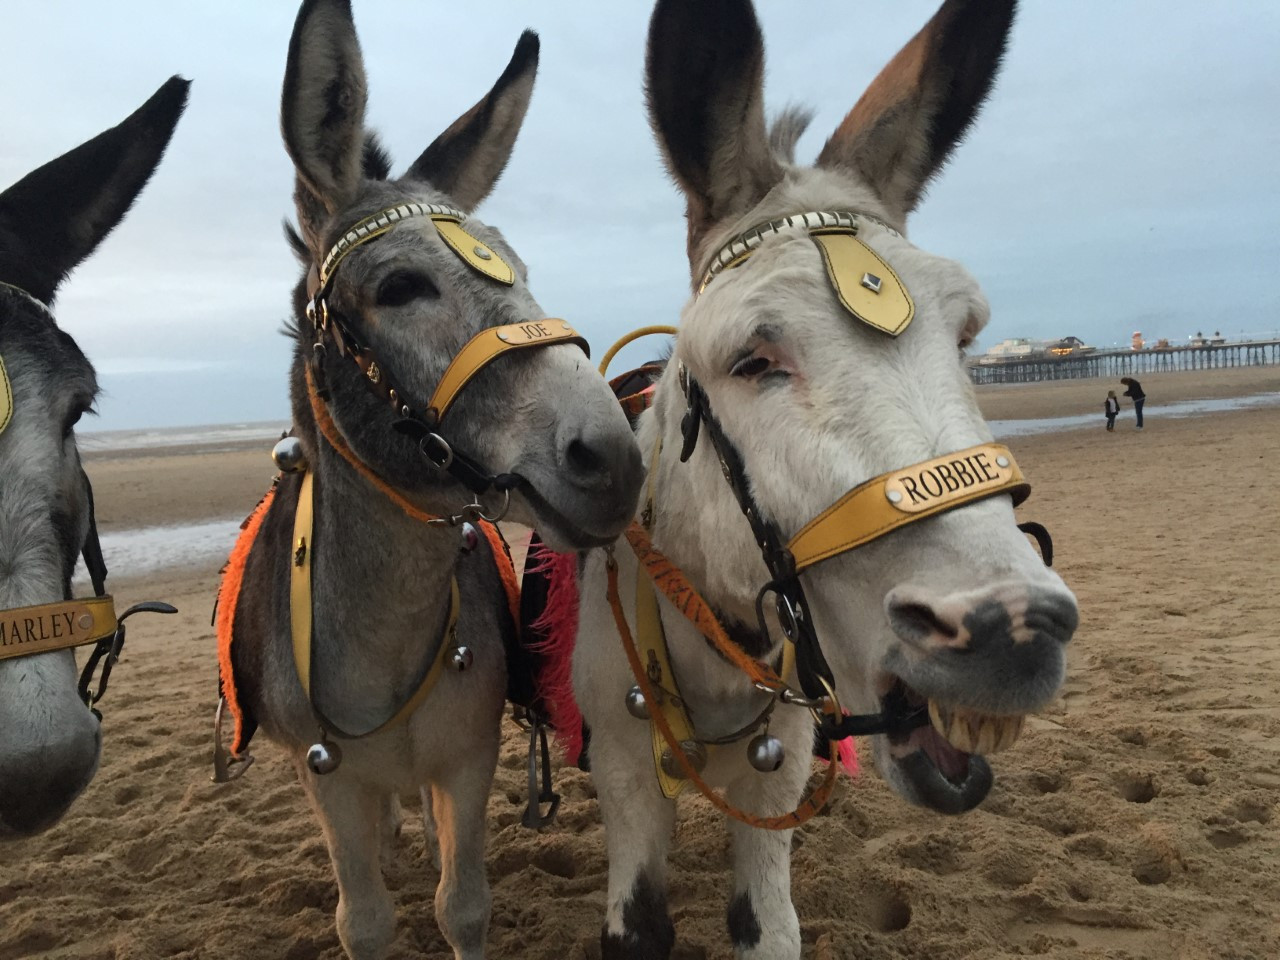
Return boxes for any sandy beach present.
[3,368,1279,960]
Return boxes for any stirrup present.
[521,712,560,830]
[211,696,254,783]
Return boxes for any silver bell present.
[272,436,308,473]
[460,521,480,553]
[449,645,474,672]
[747,733,786,773]
[660,740,708,780]
[306,739,342,775]
[624,685,650,720]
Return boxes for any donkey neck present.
[303,420,461,725]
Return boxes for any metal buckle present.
[420,433,454,470]
[211,696,255,783]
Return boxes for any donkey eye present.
[61,406,86,440]
[730,355,772,379]
[376,270,438,307]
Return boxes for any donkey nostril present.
[564,438,606,479]
[889,601,958,643]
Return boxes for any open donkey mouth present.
[879,678,1026,813]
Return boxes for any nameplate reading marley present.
[884,444,1020,514]
[0,598,116,660]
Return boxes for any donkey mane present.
[768,106,814,164]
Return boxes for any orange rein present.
[608,530,841,831]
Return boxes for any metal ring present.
[476,488,511,524]
[420,433,454,470]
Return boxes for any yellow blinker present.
[811,231,914,337]
[0,356,12,437]
[432,217,515,286]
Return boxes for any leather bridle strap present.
[290,468,459,740]
[426,321,587,422]
[0,596,117,661]
[605,551,840,831]
[788,443,1029,573]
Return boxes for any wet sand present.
[3,368,1279,959]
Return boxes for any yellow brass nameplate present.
[432,217,515,286]
[0,355,12,437]
[0,596,118,661]
[884,445,1018,514]
[812,231,913,337]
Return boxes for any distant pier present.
[968,340,1280,385]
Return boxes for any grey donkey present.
[0,77,189,839]
[224,2,641,958]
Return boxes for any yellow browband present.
[0,596,118,661]
[788,442,1028,572]
[698,210,914,337]
[290,469,458,738]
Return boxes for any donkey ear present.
[645,0,781,256]
[404,31,539,213]
[0,76,189,304]
[281,0,368,241]
[817,0,1017,222]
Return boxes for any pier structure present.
[968,340,1280,385]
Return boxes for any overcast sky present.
[2,1,1277,431]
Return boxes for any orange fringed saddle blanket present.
[215,483,521,758]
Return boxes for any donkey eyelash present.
[730,355,772,378]
[375,269,439,307]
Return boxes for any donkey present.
[571,0,1079,955]
[223,2,641,958]
[0,78,189,839]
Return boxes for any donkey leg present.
[594,746,678,959]
[309,775,397,960]
[429,760,494,960]
[723,743,809,959]
[380,792,403,864]
[419,784,442,870]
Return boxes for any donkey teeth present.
[927,700,1025,756]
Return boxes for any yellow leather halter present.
[0,353,12,437]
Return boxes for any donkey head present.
[644,0,1076,813]
[0,77,189,838]
[282,0,641,548]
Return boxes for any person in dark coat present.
[1104,390,1120,431]
[1121,377,1146,428]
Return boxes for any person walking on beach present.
[1121,376,1146,428]
[1104,390,1120,431]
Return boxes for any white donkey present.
[0,78,188,838]
[220,3,640,959]
[572,0,1078,956]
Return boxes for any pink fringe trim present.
[527,546,584,764]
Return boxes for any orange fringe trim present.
[216,485,277,755]
[478,521,521,635]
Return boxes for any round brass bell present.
[747,733,786,772]
[660,740,708,780]
[272,436,308,473]
[624,685,649,720]
[306,738,342,775]
[449,645,474,672]
[460,521,480,553]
